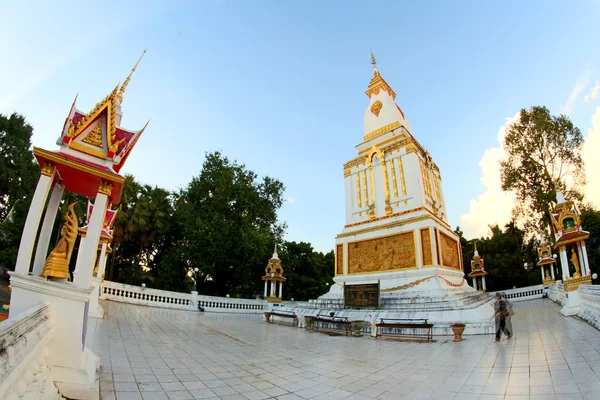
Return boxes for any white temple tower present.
[310,53,494,335]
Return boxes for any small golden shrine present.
[262,244,285,303]
[536,238,556,286]
[552,192,591,292]
[467,242,488,292]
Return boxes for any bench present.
[268,310,299,327]
[375,318,434,342]
[313,313,351,336]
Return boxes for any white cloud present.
[561,71,590,115]
[285,197,296,204]
[584,81,600,103]
[458,114,519,239]
[582,106,600,208]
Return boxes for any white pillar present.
[264,281,268,297]
[430,229,439,266]
[14,170,56,275]
[74,192,108,289]
[279,283,283,299]
[482,276,487,291]
[575,242,587,276]
[97,243,108,277]
[32,183,65,276]
[270,281,276,297]
[550,264,555,279]
[560,247,570,280]
[541,267,545,281]
[581,244,590,277]
[472,277,476,289]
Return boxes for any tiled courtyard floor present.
[88,299,600,400]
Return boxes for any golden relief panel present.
[82,124,104,148]
[336,245,344,275]
[370,101,383,117]
[348,232,416,274]
[420,228,432,266]
[440,232,460,269]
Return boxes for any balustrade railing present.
[488,284,544,302]
[101,280,268,313]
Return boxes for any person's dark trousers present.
[496,318,506,339]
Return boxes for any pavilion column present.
[97,243,108,278]
[576,242,588,277]
[472,277,476,289]
[279,283,283,299]
[550,265,555,279]
[581,244,590,277]
[264,281,268,297]
[74,185,110,289]
[482,277,487,291]
[559,246,570,280]
[270,281,276,297]
[14,165,57,275]
[541,267,545,281]
[32,183,65,276]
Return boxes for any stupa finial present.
[118,49,146,100]
[370,49,379,76]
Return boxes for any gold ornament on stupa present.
[40,202,79,279]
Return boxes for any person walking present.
[501,292,513,338]
[494,293,510,342]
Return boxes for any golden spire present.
[370,49,379,76]
[474,241,478,253]
[118,49,147,100]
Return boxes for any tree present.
[500,106,585,237]
[176,151,286,297]
[278,241,334,301]
[0,113,39,270]
[0,113,39,222]
[581,206,600,282]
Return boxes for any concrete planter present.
[451,323,465,342]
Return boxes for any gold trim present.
[420,160,433,199]
[370,101,383,117]
[344,167,351,177]
[380,274,465,293]
[398,156,406,196]
[369,164,376,205]
[70,141,108,159]
[391,159,398,198]
[433,174,443,206]
[82,123,103,148]
[420,227,433,267]
[338,214,429,238]
[356,173,362,209]
[364,121,401,142]
[40,162,55,176]
[98,181,113,195]
[358,134,409,156]
[564,275,592,292]
[362,170,369,207]
[366,146,390,204]
[34,147,125,184]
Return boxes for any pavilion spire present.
[370,49,379,76]
[118,49,147,100]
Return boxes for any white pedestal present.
[561,290,582,317]
[88,277,104,319]
[9,272,100,400]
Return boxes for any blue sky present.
[2,1,600,252]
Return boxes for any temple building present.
[310,53,494,335]
[537,238,556,286]
[262,245,285,303]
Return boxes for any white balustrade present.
[0,304,63,400]
[101,280,268,313]
[577,285,600,330]
[488,284,544,302]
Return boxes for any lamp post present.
[193,267,199,292]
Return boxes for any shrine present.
[551,192,592,315]
[289,53,494,335]
[537,238,556,286]
[468,243,488,292]
[262,245,285,303]
[7,51,148,399]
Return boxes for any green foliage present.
[277,241,334,301]
[500,106,585,237]
[581,206,600,281]
[456,221,540,292]
[0,113,39,269]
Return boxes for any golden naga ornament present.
[40,202,79,279]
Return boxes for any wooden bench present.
[375,318,434,342]
[268,310,299,327]
[313,313,351,336]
